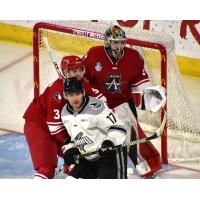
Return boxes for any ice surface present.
[0,133,34,178]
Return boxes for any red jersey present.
[83,46,150,108]
[23,77,104,135]
[23,86,50,131]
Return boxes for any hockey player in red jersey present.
[23,55,105,179]
[46,56,105,138]
[83,25,166,178]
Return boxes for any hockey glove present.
[98,140,115,156]
[63,147,80,165]
[62,140,80,165]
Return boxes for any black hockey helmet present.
[63,77,84,94]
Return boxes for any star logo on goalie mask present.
[105,74,121,93]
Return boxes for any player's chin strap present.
[74,111,167,162]
[43,37,66,79]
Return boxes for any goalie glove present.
[142,85,166,112]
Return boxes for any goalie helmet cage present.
[33,21,200,165]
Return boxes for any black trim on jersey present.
[66,104,74,115]
[108,126,127,134]
[78,96,89,114]
[66,96,90,115]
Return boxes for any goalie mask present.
[104,25,126,61]
[60,55,85,78]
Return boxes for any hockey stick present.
[43,37,66,79]
[53,164,76,178]
[75,111,167,161]
[54,165,64,177]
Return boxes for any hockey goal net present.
[33,21,200,165]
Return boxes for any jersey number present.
[106,113,116,124]
[54,109,60,120]
[92,88,100,94]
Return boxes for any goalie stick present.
[43,37,66,79]
[74,111,167,161]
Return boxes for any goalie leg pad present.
[136,160,151,176]
[113,101,138,140]
[113,101,162,176]
[113,101,140,168]
[137,122,162,176]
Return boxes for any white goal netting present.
[34,20,200,163]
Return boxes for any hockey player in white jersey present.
[61,77,128,179]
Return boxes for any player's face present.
[66,92,84,111]
[109,40,125,52]
[63,66,85,79]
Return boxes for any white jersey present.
[61,96,128,160]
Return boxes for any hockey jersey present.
[46,78,105,136]
[23,85,50,131]
[24,77,105,136]
[83,46,150,108]
[61,96,128,160]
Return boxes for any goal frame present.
[33,22,168,164]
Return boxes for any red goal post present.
[33,22,168,164]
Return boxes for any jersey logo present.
[105,74,121,93]
[90,102,102,110]
[53,92,62,101]
[95,62,102,71]
[74,132,93,152]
